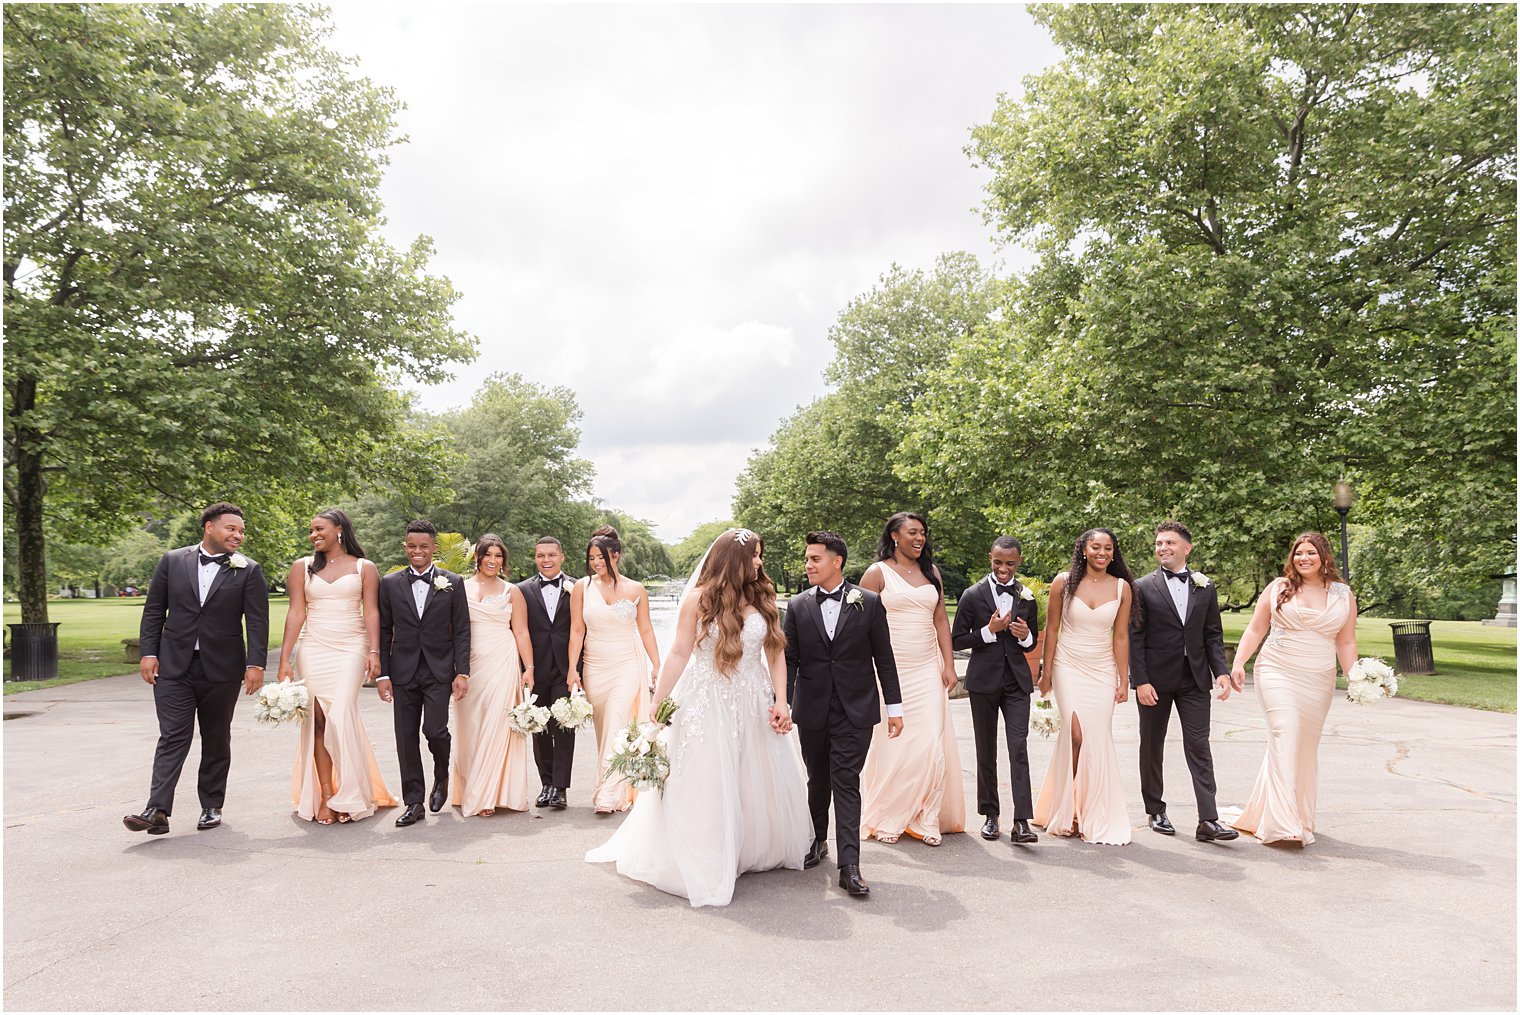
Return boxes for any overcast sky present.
[327,3,1061,542]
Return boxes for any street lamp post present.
[1333,480,1355,583]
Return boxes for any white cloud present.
[327,3,1059,540]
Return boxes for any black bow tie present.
[539,575,563,588]
[409,570,434,584]
[993,581,1019,595]
[198,552,228,567]
[817,588,844,603]
[1166,569,1192,583]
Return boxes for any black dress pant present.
[798,692,872,868]
[393,673,453,805]
[532,673,575,790]
[147,652,241,815]
[968,669,1033,820]
[1137,679,1218,821]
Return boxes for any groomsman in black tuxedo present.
[125,502,269,835]
[517,535,576,810]
[376,519,471,827]
[784,531,902,898]
[951,536,1041,846]
[1130,520,1239,843]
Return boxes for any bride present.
[586,528,812,907]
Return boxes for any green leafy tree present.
[669,520,740,574]
[4,4,475,623]
[101,529,170,590]
[899,2,1516,598]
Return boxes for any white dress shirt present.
[1163,567,1190,622]
[538,572,564,621]
[980,576,1036,649]
[819,582,902,719]
[192,543,223,650]
[409,566,433,618]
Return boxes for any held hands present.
[452,674,469,701]
[242,668,264,695]
[886,716,904,739]
[768,701,793,734]
[139,657,159,685]
[1136,683,1158,707]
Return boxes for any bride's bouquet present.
[255,680,310,726]
[549,689,596,732]
[1345,657,1398,703]
[507,694,552,736]
[1030,697,1060,738]
[605,698,681,794]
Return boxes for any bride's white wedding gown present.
[586,611,812,907]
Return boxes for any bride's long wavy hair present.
[695,528,785,675]
[1275,531,1345,610]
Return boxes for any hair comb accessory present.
[733,529,753,545]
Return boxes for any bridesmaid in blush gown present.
[276,510,396,824]
[858,512,965,847]
[451,534,537,816]
[569,526,662,813]
[1227,531,1358,846]
[1033,528,1137,845]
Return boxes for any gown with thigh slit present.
[290,561,397,821]
[582,579,646,812]
[450,585,533,815]
[860,565,966,842]
[1032,586,1131,845]
[586,612,812,907]
[1230,578,1349,845]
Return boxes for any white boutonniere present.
[1191,572,1211,588]
[845,588,864,610]
[1019,585,1035,601]
[228,553,248,569]
[433,575,452,592]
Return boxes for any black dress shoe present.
[980,816,1000,841]
[803,838,829,869]
[548,787,568,810]
[196,808,222,831]
[1011,819,1038,844]
[429,779,448,813]
[838,864,870,897]
[1148,812,1176,836]
[535,785,552,808]
[395,803,426,827]
[123,807,169,835]
[1197,819,1240,842]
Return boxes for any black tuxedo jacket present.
[379,567,471,686]
[784,582,902,730]
[515,575,576,682]
[139,545,270,682]
[1129,568,1228,692]
[951,577,1040,695]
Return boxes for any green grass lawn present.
[1221,613,1516,713]
[3,597,291,694]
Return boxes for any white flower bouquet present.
[255,680,310,726]
[606,698,680,794]
[507,694,552,736]
[1030,697,1060,738]
[549,689,596,732]
[1345,656,1398,703]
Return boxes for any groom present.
[125,502,269,835]
[785,531,902,898]
[1129,520,1239,843]
[377,519,471,827]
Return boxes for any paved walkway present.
[3,673,1514,1011]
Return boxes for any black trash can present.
[8,622,60,681]
[1389,621,1435,675]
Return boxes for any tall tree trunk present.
[9,376,50,625]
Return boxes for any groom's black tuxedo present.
[785,581,901,868]
[139,544,270,815]
[379,566,471,805]
[1129,567,1229,822]
[516,573,577,791]
[951,577,1040,820]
